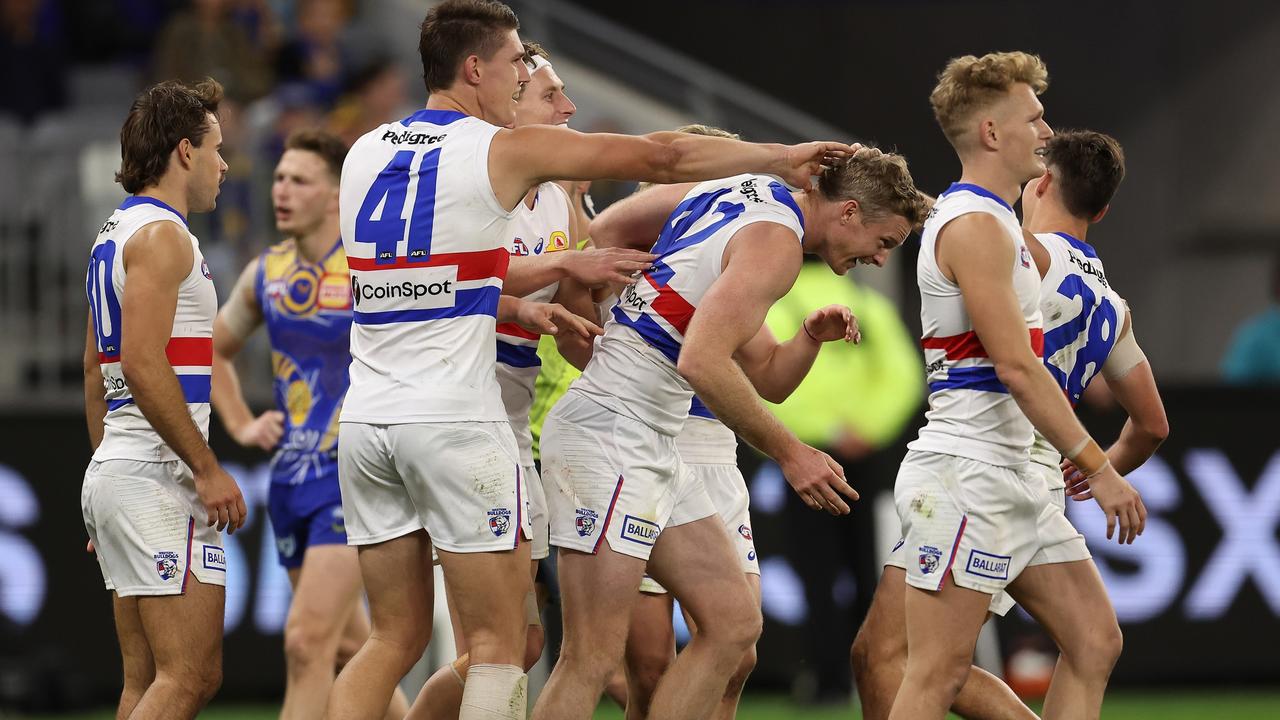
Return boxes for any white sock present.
[459,663,527,720]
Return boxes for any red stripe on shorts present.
[938,514,968,591]
[592,475,625,555]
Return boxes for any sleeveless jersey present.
[908,183,1044,467]
[574,174,805,436]
[338,109,513,424]
[86,196,217,462]
[677,397,738,465]
[1029,231,1125,472]
[495,182,574,466]
[254,237,353,485]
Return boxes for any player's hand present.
[777,442,859,515]
[803,305,861,344]
[194,463,247,534]
[1061,458,1091,499]
[563,248,656,287]
[1081,465,1146,545]
[232,410,284,451]
[515,300,603,340]
[776,142,861,191]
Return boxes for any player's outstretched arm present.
[680,225,857,515]
[211,262,282,452]
[1064,307,1169,497]
[83,315,107,451]
[734,305,860,404]
[121,221,245,533]
[943,213,1144,543]
[489,124,853,210]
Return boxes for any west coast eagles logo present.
[155,551,180,581]
[575,508,599,537]
[918,545,943,575]
[488,508,512,537]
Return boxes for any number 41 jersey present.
[1029,231,1125,473]
[338,109,514,424]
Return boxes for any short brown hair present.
[284,129,348,182]
[523,41,549,64]
[930,51,1048,148]
[116,78,223,194]
[1044,130,1125,220]
[419,0,519,93]
[818,148,929,227]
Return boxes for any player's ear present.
[1035,170,1052,198]
[1091,204,1110,224]
[463,54,483,86]
[842,198,860,225]
[979,117,999,151]
[176,137,194,170]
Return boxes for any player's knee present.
[283,616,339,671]
[523,624,545,671]
[851,621,902,681]
[196,665,223,705]
[1067,618,1123,673]
[625,648,672,700]
[725,644,756,697]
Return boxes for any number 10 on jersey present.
[354,148,441,264]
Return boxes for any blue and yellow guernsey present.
[253,238,352,492]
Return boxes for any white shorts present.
[638,461,759,594]
[81,459,226,597]
[540,390,716,561]
[338,422,531,553]
[525,463,550,561]
[885,450,1087,603]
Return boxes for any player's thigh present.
[113,593,155,682]
[287,542,364,640]
[1007,559,1118,654]
[357,530,435,637]
[901,572,991,670]
[646,514,753,631]
[555,545,648,657]
[137,569,226,674]
[855,566,909,660]
[627,590,676,658]
[436,545,532,640]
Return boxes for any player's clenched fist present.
[778,441,859,515]
[195,463,247,534]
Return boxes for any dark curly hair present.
[116,78,223,194]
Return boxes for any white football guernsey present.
[573,174,805,436]
[495,181,573,466]
[908,183,1044,467]
[1029,231,1126,475]
[339,109,515,424]
[87,196,217,462]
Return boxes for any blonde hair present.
[818,148,930,227]
[930,51,1048,149]
[636,124,740,192]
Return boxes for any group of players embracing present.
[79,1,1166,719]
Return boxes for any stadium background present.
[1,0,1277,717]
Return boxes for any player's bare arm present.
[679,223,857,515]
[121,220,246,533]
[941,212,1145,543]
[504,247,656,297]
[1064,307,1168,497]
[82,316,107,451]
[211,261,283,452]
[490,125,853,209]
[588,182,699,251]
[733,305,860,404]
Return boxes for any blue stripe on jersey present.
[769,182,805,231]
[611,305,681,363]
[941,183,1013,213]
[648,259,676,286]
[106,398,134,411]
[1053,232,1099,259]
[689,395,716,419]
[177,374,212,404]
[928,366,1009,394]
[401,109,468,126]
[118,196,189,227]
[497,340,541,368]
[352,286,500,325]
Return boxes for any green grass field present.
[12,691,1280,719]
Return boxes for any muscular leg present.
[713,574,759,720]
[643,517,761,720]
[851,567,1034,720]
[327,531,434,720]
[407,559,541,720]
[531,546,648,720]
[1008,560,1122,720]
[128,572,224,720]
[333,601,411,720]
[622,591,676,720]
[886,574,991,720]
[281,546,365,720]
[437,543,532,720]
[112,594,154,720]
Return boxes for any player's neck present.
[424,90,477,121]
[956,157,1022,208]
[1027,205,1089,242]
[135,182,189,220]
[293,219,340,263]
